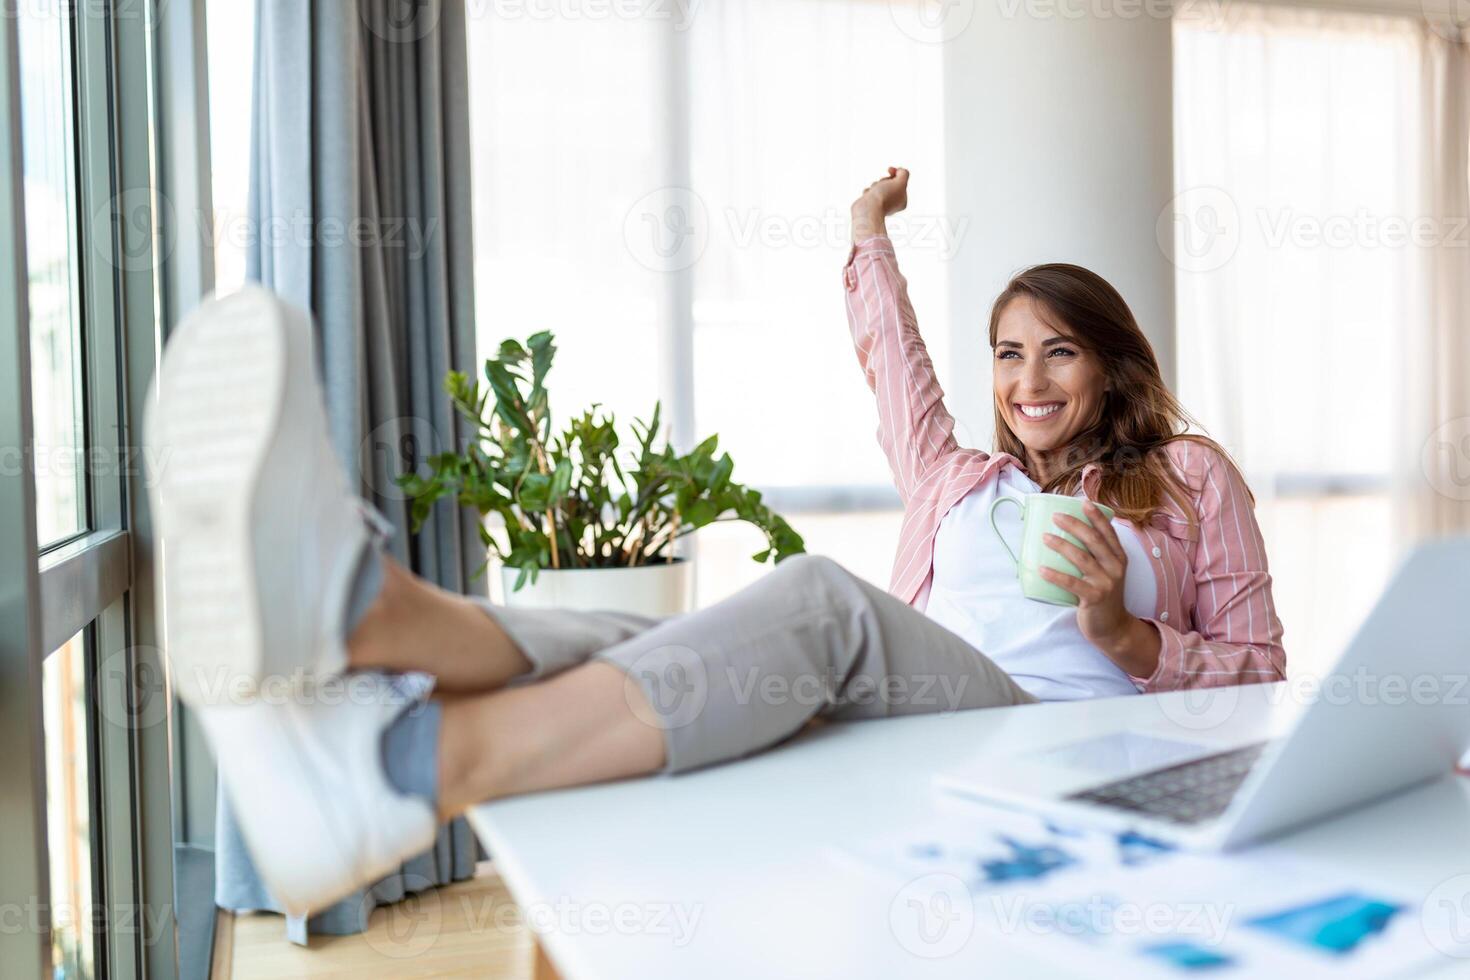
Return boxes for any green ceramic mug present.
[988,492,1116,607]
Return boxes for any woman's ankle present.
[348,558,535,689]
[346,556,414,671]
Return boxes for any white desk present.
[468,684,1470,978]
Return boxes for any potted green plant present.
[399,331,805,616]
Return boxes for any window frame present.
[154,0,220,973]
[99,0,178,975]
[1,0,177,977]
[0,6,53,976]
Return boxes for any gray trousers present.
[483,555,1036,773]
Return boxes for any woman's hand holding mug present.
[1041,501,1161,677]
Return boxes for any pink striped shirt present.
[842,236,1286,692]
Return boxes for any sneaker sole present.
[149,289,288,705]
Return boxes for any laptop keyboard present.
[1065,741,1270,825]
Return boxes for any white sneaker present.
[145,286,378,706]
[201,673,438,915]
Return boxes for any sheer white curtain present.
[466,12,666,428]
[467,1,949,603]
[1173,5,1470,677]
[1397,24,1470,540]
[685,0,949,489]
[682,0,949,601]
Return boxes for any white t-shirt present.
[923,463,1157,701]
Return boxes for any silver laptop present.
[937,536,1470,851]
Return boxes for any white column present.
[941,4,1176,446]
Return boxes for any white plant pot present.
[500,559,693,618]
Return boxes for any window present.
[205,0,256,294]
[18,8,98,978]
[1172,7,1437,677]
[467,0,949,602]
[2,0,167,975]
[43,632,94,980]
[20,0,85,547]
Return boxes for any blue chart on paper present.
[1141,941,1237,971]
[976,835,1079,884]
[1244,892,1405,955]
[902,823,1175,890]
[1116,829,1174,865]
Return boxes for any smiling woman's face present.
[992,294,1109,458]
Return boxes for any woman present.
[148,168,1284,915]
[844,167,1284,699]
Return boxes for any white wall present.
[941,8,1175,448]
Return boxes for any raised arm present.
[843,168,964,504]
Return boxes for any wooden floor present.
[214,863,534,979]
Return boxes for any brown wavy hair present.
[987,263,1251,530]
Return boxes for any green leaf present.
[498,338,528,364]
[691,433,718,459]
[485,360,534,434]
[710,453,734,491]
[519,472,552,511]
[683,498,719,528]
[549,457,574,501]
[528,331,556,390]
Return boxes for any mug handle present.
[988,495,1023,567]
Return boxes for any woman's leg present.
[434,663,665,819]
[425,554,1037,820]
[348,558,530,690]
[348,555,659,693]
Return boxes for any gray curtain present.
[215,0,486,939]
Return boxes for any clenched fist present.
[851,167,909,241]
